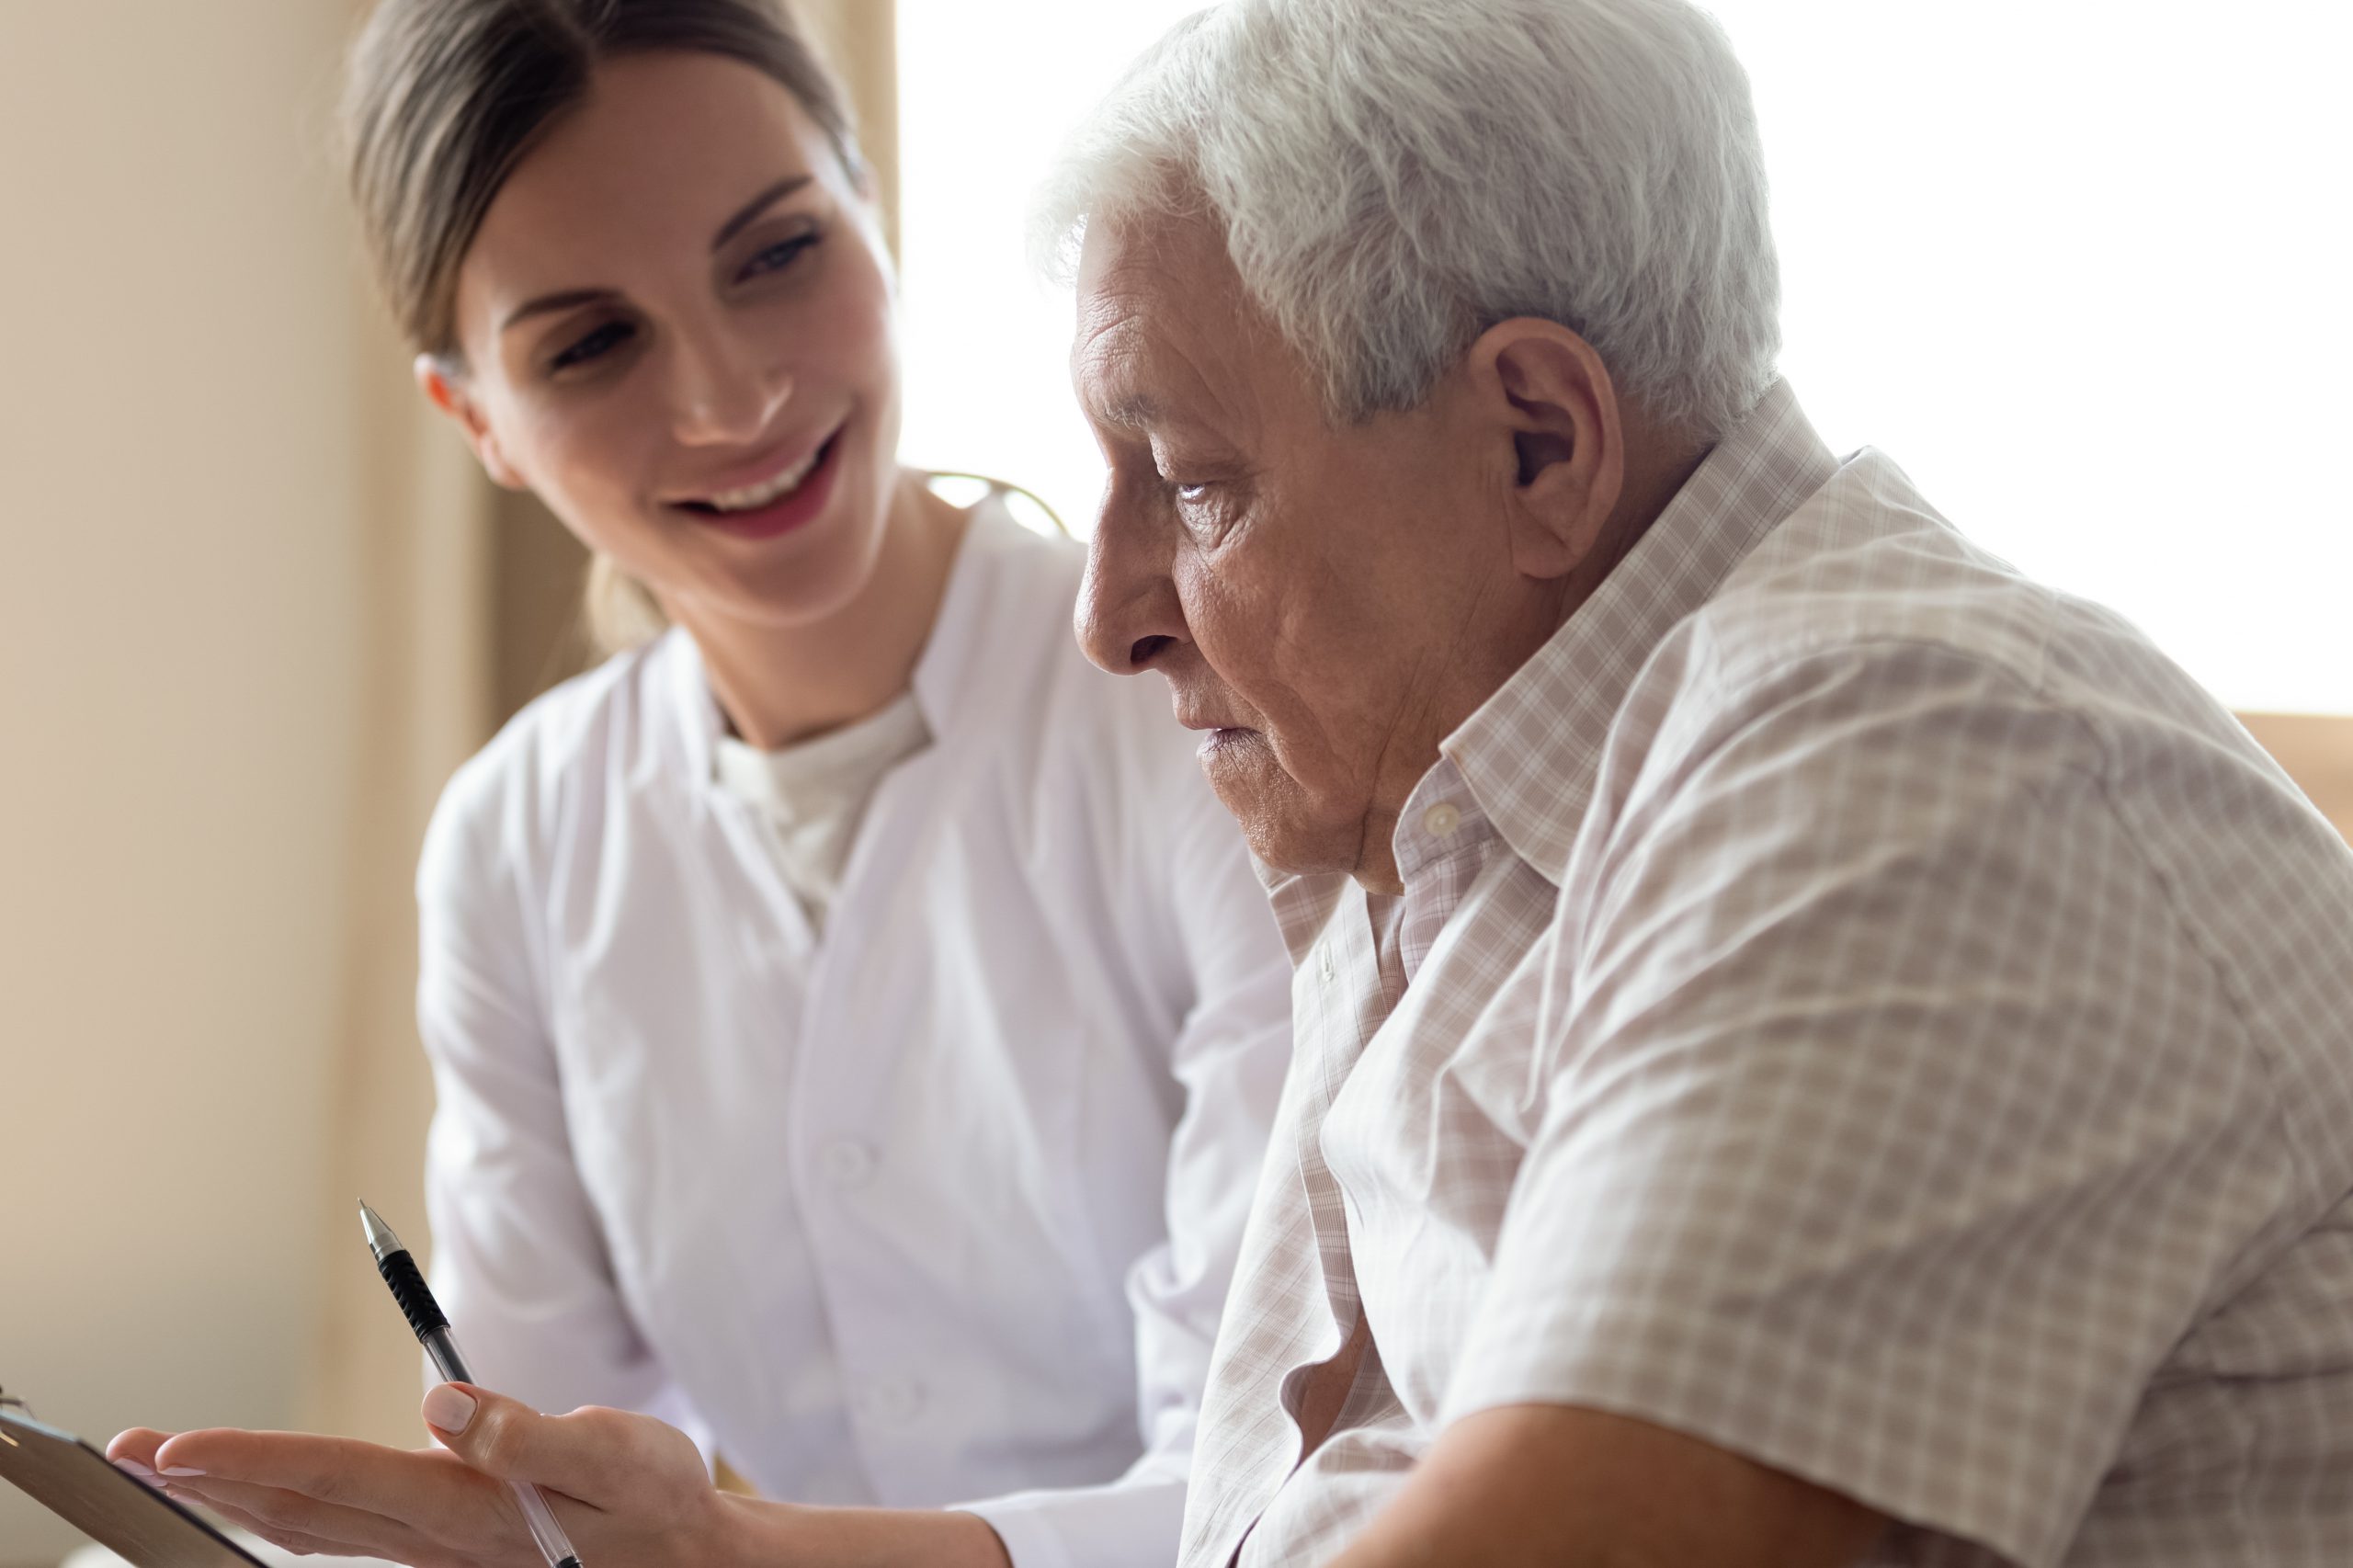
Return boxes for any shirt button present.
[1318,949,1336,983]
[821,1139,876,1189]
[1423,801,1462,837]
[857,1379,924,1425]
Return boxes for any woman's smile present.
[667,421,848,542]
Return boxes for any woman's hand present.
[108,1383,741,1567]
[108,1382,1014,1567]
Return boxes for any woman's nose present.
[668,321,793,448]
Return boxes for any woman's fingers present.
[420,1384,732,1557]
[160,1482,433,1566]
[126,1400,723,1564]
[151,1467,449,1562]
[152,1426,523,1558]
[421,1384,661,1506]
[105,1427,176,1473]
[157,1427,494,1510]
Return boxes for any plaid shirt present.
[1181,381,2353,1567]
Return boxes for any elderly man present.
[1040,0,2353,1565]
[105,2,2352,1566]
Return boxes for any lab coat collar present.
[662,495,1040,786]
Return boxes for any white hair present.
[1034,0,1780,440]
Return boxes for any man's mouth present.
[1172,693,1259,749]
[1195,725,1261,763]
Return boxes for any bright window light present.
[896,0,1207,536]
[898,1,2353,712]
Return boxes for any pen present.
[358,1201,584,1568]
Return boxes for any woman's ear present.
[1466,320,1626,582]
[415,354,526,490]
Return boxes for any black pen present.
[359,1201,584,1568]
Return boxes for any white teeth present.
[706,441,825,513]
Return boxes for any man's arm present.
[1331,644,2267,1568]
[1329,1403,1884,1568]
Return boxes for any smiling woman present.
[346,0,895,672]
[404,49,927,712]
[73,3,1294,1567]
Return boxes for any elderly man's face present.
[1072,216,1584,885]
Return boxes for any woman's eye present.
[740,234,817,281]
[551,321,633,372]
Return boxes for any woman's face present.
[434,51,902,631]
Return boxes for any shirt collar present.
[1394,756,1488,885]
[1441,379,1838,884]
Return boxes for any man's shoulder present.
[1596,445,2327,867]
[1643,448,2239,762]
[1613,449,2351,1005]
[1678,449,2068,701]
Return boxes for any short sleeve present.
[1442,642,2292,1568]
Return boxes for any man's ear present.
[415,354,526,490]
[1466,320,1625,581]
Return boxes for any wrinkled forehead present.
[1071,215,1293,437]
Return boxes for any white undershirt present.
[712,692,930,930]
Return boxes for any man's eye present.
[551,321,633,371]
[741,234,818,281]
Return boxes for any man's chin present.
[1199,742,1358,879]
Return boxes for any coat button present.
[857,1379,924,1425]
[822,1139,877,1189]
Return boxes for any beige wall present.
[2240,715,2353,845]
[0,3,487,1560]
[0,6,898,1560]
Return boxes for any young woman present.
[108,4,1291,1566]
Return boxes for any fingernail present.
[113,1460,157,1480]
[423,1383,477,1434]
[161,1466,205,1478]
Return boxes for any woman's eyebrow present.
[501,288,620,335]
[496,175,818,335]
[711,174,814,251]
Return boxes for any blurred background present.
[2,0,2346,1558]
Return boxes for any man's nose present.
[669,316,793,448]
[1076,481,1188,676]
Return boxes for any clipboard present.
[0,1395,264,1566]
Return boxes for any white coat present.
[415,502,1294,1568]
